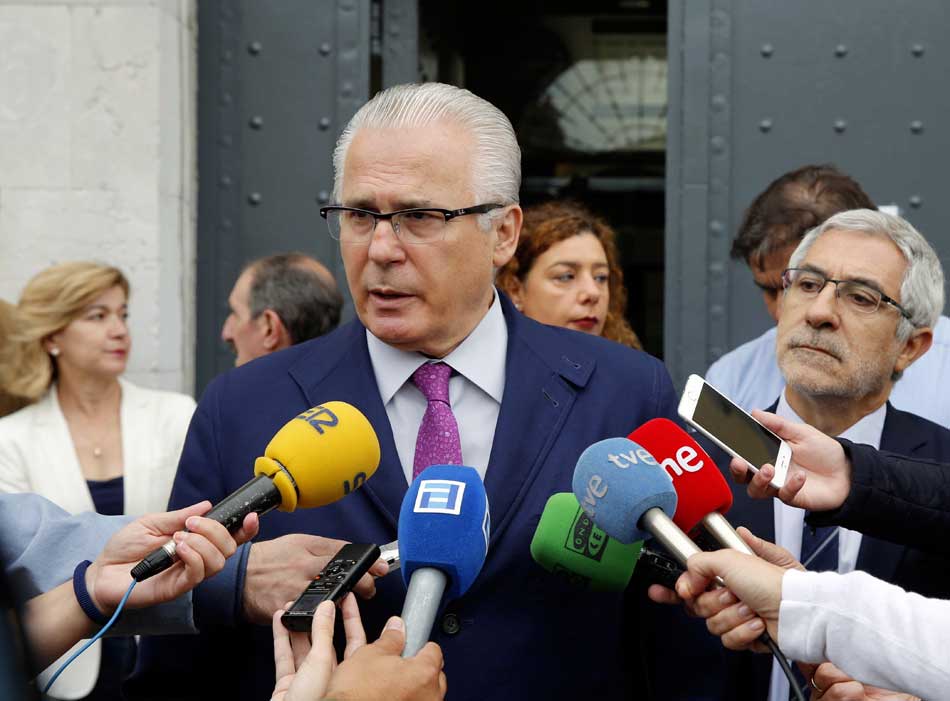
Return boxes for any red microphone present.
[628,418,753,555]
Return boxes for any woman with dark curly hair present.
[497,200,642,349]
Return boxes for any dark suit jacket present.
[128,293,679,701]
[653,401,950,701]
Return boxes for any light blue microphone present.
[398,465,489,656]
[571,437,707,568]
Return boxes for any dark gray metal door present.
[195,1,371,392]
[666,0,950,391]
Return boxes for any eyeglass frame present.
[781,267,914,322]
[318,203,505,244]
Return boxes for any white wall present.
[0,0,197,394]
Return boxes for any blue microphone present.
[571,437,706,568]
[398,465,489,656]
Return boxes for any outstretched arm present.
[22,502,258,668]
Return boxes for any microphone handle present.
[203,475,283,528]
[702,512,755,555]
[639,508,726,587]
[400,567,447,658]
[131,475,283,582]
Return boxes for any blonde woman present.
[0,262,196,700]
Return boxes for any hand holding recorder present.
[271,596,446,701]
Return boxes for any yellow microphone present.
[131,401,380,581]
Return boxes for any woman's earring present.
[49,347,60,357]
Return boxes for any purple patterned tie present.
[411,362,462,479]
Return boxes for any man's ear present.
[259,309,291,352]
[894,326,933,375]
[491,205,522,269]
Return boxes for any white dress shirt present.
[767,392,886,701]
[366,288,507,484]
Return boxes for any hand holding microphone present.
[132,401,381,582]
[672,527,805,652]
[90,503,259,617]
[628,420,796,637]
[571,433,810,701]
[676,546,786,643]
[271,596,446,701]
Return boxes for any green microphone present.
[530,492,643,591]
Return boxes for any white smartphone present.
[677,374,790,490]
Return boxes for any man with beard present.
[711,208,950,701]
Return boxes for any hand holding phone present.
[678,375,790,490]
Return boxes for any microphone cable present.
[761,632,806,701]
[711,575,805,700]
[43,580,137,695]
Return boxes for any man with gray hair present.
[706,209,950,701]
[132,82,678,701]
[221,252,343,366]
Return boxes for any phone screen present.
[693,383,782,469]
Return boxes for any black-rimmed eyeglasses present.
[782,268,913,321]
[319,203,504,245]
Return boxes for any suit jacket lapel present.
[856,403,926,578]
[484,295,581,547]
[287,321,406,530]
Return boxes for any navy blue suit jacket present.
[129,294,679,701]
[653,401,950,701]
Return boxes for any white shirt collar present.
[776,391,887,448]
[366,288,508,405]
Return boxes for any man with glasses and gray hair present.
[692,209,950,701]
[131,82,678,701]
[706,165,950,427]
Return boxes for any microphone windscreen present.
[530,493,642,591]
[254,401,381,511]
[629,418,733,533]
[571,437,677,544]
[399,465,489,600]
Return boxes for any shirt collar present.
[366,288,508,405]
[776,391,887,448]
